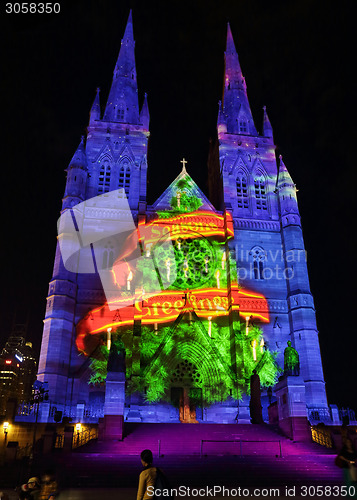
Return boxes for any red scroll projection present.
[76,210,269,355]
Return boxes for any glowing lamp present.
[176,191,181,208]
[215,270,220,289]
[5,360,11,365]
[107,327,112,351]
[252,339,257,361]
[127,270,133,291]
[245,316,250,336]
[145,243,152,257]
[76,423,81,433]
[3,421,9,444]
[204,256,209,273]
[260,338,265,353]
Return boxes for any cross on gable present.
[180,158,187,172]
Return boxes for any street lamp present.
[3,422,9,445]
[76,423,81,446]
[30,383,49,455]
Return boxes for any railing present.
[339,407,356,424]
[308,408,332,424]
[55,433,64,448]
[311,426,333,448]
[54,427,98,449]
[200,439,282,458]
[16,401,37,416]
[72,427,98,449]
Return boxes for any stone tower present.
[37,11,149,405]
[208,24,328,410]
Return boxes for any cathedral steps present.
[77,423,335,457]
[50,424,343,488]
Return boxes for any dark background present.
[1,0,356,410]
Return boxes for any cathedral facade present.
[37,12,328,424]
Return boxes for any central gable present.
[150,168,217,212]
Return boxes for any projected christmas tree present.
[82,172,280,407]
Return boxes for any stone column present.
[103,372,125,440]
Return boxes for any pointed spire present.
[217,100,225,124]
[90,88,101,123]
[103,10,139,124]
[221,23,257,136]
[68,136,87,170]
[277,155,294,188]
[226,23,240,71]
[114,10,135,78]
[263,106,273,138]
[139,93,150,129]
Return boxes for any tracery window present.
[254,176,267,210]
[98,161,111,194]
[118,161,131,196]
[117,104,125,122]
[236,173,248,209]
[250,246,266,280]
[239,119,247,133]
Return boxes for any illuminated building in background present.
[0,324,37,415]
[37,12,328,423]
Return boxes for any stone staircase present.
[60,423,343,489]
[78,423,334,457]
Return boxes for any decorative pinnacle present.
[226,22,237,54]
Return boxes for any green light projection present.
[154,237,218,290]
[89,319,281,404]
[88,175,280,404]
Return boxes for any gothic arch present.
[252,158,274,180]
[118,156,132,196]
[235,168,249,210]
[115,101,126,122]
[143,315,235,402]
[95,144,114,164]
[98,158,112,194]
[231,155,248,177]
[237,113,248,134]
[252,166,268,212]
[249,246,267,280]
[117,143,135,162]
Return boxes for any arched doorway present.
[170,360,203,423]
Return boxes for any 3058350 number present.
[5,3,61,13]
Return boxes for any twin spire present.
[90,10,149,128]
[88,14,272,139]
[220,23,273,138]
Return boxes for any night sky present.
[1,0,356,411]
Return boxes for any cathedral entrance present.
[170,360,203,423]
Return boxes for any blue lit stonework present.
[36,12,328,425]
[210,24,327,412]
